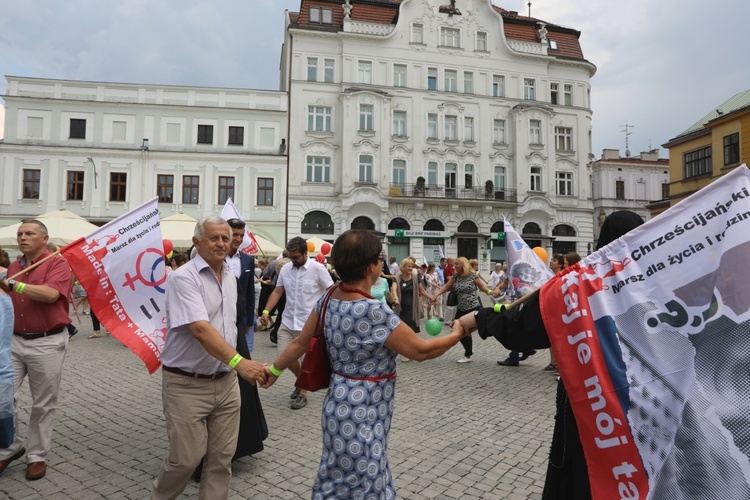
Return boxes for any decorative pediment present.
[301,139,338,156]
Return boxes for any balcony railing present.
[388,183,517,202]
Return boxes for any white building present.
[281,0,597,265]
[0,76,288,246]
[591,148,669,245]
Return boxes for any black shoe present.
[269,333,278,344]
[497,358,519,367]
[519,350,537,361]
[192,464,202,483]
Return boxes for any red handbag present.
[294,285,337,392]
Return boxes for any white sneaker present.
[456,356,472,363]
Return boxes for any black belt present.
[13,327,65,340]
[162,365,230,379]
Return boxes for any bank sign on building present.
[282,0,596,264]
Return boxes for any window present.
[157,174,174,203]
[445,163,457,195]
[492,75,505,97]
[556,171,573,195]
[494,166,506,198]
[724,133,740,165]
[358,61,372,84]
[182,175,200,204]
[530,167,542,191]
[615,180,625,200]
[393,64,407,87]
[662,182,670,200]
[67,171,84,201]
[309,7,332,24]
[257,178,274,206]
[440,27,460,48]
[463,71,473,94]
[70,118,86,139]
[359,104,374,131]
[463,117,474,142]
[392,160,406,186]
[109,172,127,202]
[549,39,558,50]
[307,57,317,81]
[530,119,542,145]
[684,146,712,178]
[444,115,458,141]
[428,161,438,186]
[550,83,559,105]
[427,113,438,139]
[359,155,373,182]
[493,119,506,144]
[444,69,457,92]
[564,84,573,106]
[302,211,334,234]
[476,32,487,51]
[22,169,41,199]
[412,23,424,44]
[393,111,407,137]
[308,106,332,132]
[427,67,437,90]
[555,127,573,151]
[524,78,536,100]
[324,59,335,83]
[464,164,474,188]
[306,156,331,183]
[197,124,213,144]
[228,126,244,146]
[218,176,234,205]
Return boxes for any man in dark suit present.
[227,219,256,351]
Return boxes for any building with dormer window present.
[281,0,597,265]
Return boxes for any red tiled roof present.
[290,1,586,61]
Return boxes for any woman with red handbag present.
[261,230,467,499]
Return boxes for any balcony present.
[388,183,517,202]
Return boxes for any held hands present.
[260,366,279,389]
[259,314,270,326]
[235,359,268,385]
[449,319,469,338]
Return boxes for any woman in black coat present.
[457,211,644,499]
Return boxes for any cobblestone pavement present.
[1,301,558,499]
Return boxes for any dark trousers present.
[457,306,479,357]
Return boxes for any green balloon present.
[426,318,442,336]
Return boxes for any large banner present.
[61,198,166,373]
[504,218,553,300]
[220,198,260,255]
[540,165,750,499]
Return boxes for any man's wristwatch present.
[7,280,16,292]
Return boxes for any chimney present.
[602,149,620,160]
[639,150,659,161]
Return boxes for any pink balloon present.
[315,253,326,263]
[321,242,332,255]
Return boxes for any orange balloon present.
[307,241,315,253]
[532,247,548,263]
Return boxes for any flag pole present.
[5,250,62,281]
[503,287,540,311]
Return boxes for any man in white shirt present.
[259,237,333,409]
[388,256,400,276]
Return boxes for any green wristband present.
[15,282,27,294]
[228,353,243,369]
[269,364,283,377]
[262,310,270,315]
[487,289,492,295]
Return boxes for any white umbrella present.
[248,234,283,257]
[0,209,99,247]
[305,236,334,255]
[159,213,198,248]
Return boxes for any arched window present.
[424,219,445,246]
[552,224,576,237]
[301,211,334,234]
[351,216,375,230]
[523,222,541,235]
[388,217,410,246]
[457,220,478,233]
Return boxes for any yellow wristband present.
[487,289,492,295]
[268,364,283,377]
[228,353,243,369]
[15,282,26,294]
[262,310,270,315]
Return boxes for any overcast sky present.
[1,0,749,158]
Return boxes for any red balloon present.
[315,253,326,263]
[163,239,173,256]
[321,242,332,255]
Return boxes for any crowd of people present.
[0,212,628,499]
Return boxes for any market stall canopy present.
[0,210,100,247]
[159,213,198,248]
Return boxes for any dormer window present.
[310,7,333,24]
[549,39,558,50]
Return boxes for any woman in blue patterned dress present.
[263,230,467,499]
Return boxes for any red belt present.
[163,365,230,379]
[332,370,397,382]
[13,327,65,340]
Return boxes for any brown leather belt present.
[162,365,230,379]
[13,327,65,340]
